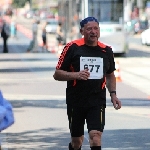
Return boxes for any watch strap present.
[110,91,116,96]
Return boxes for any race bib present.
[80,57,103,79]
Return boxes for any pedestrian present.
[27,19,38,52]
[70,22,78,41]
[10,19,17,38]
[1,20,10,53]
[53,17,121,150]
[56,22,65,45]
[41,22,48,52]
[0,17,3,32]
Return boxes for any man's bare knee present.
[89,130,102,146]
[72,137,82,150]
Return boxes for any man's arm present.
[53,69,90,81]
[106,72,121,110]
[106,72,116,93]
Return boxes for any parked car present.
[45,19,58,34]
[141,27,150,46]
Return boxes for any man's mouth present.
[90,35,97,38]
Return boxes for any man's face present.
[81,21,100,46]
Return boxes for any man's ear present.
[80,28,84,35]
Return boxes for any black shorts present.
[67,105,106,137]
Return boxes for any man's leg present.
[69,135,84,150]
[3,38,8,53]
[87,105,105,150]
[69,142,82,150]
[89,130,102,150]
[67,105,85,150]
[27,40,34,52]
[32,37,38,52]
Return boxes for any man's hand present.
[111,95,121,110]
[77,69,90,80]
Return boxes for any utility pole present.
[30,0,32,10]
[69,0,72,30]
[64,0,69,43]
[76,0,81,38]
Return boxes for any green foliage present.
[12,0,29,8]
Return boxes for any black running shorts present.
[67,105,106,137]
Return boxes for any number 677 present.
[84,64,100,72]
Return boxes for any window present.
[88,0,123,23]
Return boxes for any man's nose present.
[90,29,97,34]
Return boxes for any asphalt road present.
[0,52,150,150]
[0,16,150,150]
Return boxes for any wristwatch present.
[110,91,116,96]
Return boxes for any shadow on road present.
[1,127,150,149]
[0,58,57,62]
[0,44,29,53]
[126,48,150,58]
[102,129,150,150]
[0,57,57,73]
[8,98,150,109]
[1,128,71,150]
[11,99,67,109]
[0,98,149,150]
[0,67,55,73]
[114,48,150,58]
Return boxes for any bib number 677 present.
[84,64,100,72]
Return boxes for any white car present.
[141,28,150,46]
[45,19,58,34]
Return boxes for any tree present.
[12,0,29,8]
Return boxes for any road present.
[115,34,150,97]
[0,16,150,150]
